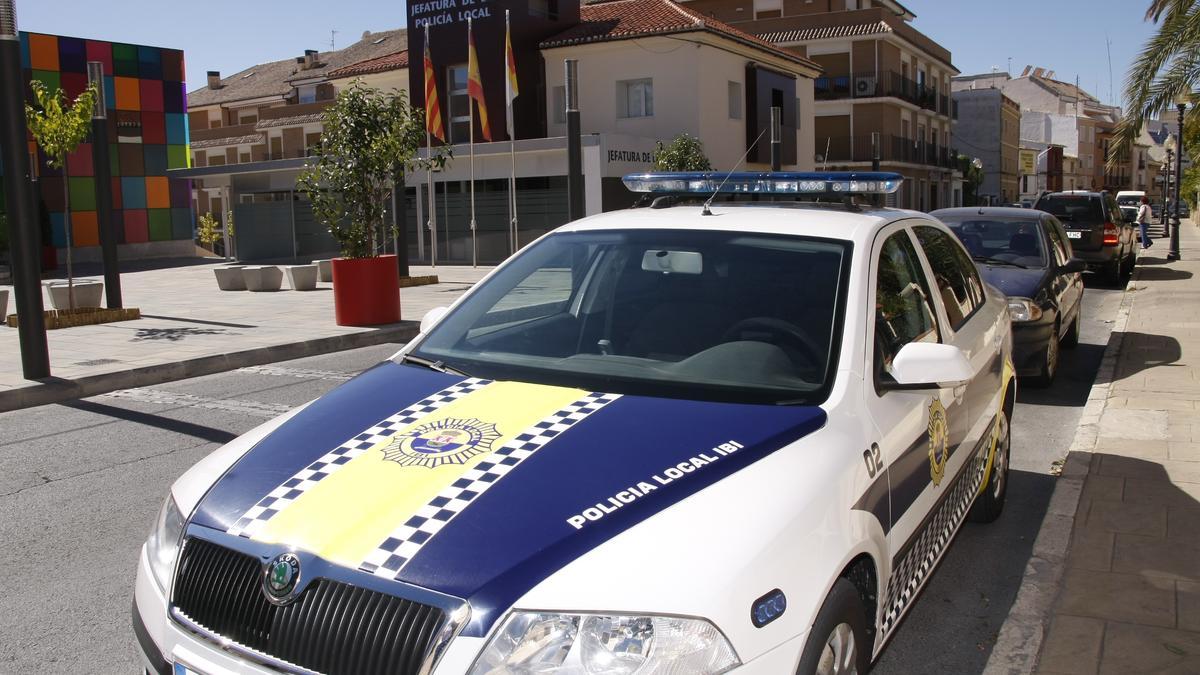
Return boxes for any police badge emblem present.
[383,418,501,468]
[928,398,949,486]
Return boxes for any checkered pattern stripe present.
[227,378,491,539]
[880,444,990,636]
[360,392,622,578]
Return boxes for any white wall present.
[332,68,410,96]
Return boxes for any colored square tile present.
[118,143,144,175]
[164,81,186,114]
[123,208,148,243]
[169,178,190,207]
[60,71,89,101]
[137,46,163,80]
[112,43,138,77]
[109,146,121,176]
[167,144,188,170]
[19,33,29,70]
[141,112,166,144]
[39,176,65,212]
[57,36,86,73]
[49,212,66,247]
[148,208,172,241]
[171,207,193,241]
[165,113,187,145]
[102,76,116,117]
[114,76,140,111]
[144,144,167,175]
[68,177,96,211]
[28,34,59,71]
[121,177,146,208]
[145,176,170,209]
[29,70,61,95]
[111,177,122,209]
[111,210,125,245]
[85,41,113,76]
[161,50,184,83]
[71,210,99,247]
[139,79,163,112]
[66,143,94,177]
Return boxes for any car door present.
[1045,215,1084,332]
[862,223,957,641]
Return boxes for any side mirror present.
[420,306,449,334]
[886,342,975,389]
[1058,258,1086,275]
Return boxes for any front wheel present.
[969,408,1010,523]
[1062,307,1081,349]
[796,579,871,675]
[1027,324,1059,388]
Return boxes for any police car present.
[134,172,1014,675]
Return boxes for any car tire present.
[1062,308,1081,350]
[1028,322,1059,388]
[795,578,871,675]
[1105,255,1122,286]
[969,407,1010,523]
[1122,249,1135,282]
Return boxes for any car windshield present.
[407,229,849,405]
[940,217,1048,268]
[1116,195,1142,207]
[1037,195,1104,226]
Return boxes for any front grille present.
[172,538,448,675]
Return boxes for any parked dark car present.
[1033,191,1136,284]
[932,207,1085,386]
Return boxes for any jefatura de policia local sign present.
[411,0,494,27]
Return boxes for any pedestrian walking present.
[1138,196,1154,249]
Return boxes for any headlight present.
[1006,297,1042,323]
[146,494,186,592]
[469,611,739,675]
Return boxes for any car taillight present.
[1103,222,1119,246]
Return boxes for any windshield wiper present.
[399,354,471,377]
[973,255,1028,269]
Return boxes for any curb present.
[982,261,1141,674]
[0,321,420,414]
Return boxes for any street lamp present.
[1164,135,1176,232]
[1169,92,1190,261]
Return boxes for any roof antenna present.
[703,126,768,216]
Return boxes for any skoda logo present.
[263,552,301,604]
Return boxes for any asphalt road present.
[0,274,1125,674]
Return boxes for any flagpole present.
[424,24,437,268]
[467,18,478,269]
[506,10,518,256]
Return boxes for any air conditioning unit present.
[854,76,877,97]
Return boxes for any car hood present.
[191,361,826,635]
[977,265,1049,299]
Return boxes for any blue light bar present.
[622,171,904,195]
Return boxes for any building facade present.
[951,87,1020,204]
[20,32,192,262]
[677,0,960,211]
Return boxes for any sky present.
[20,0,1162,108]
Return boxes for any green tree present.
[298,81,440,259]
[957,155,984,206]
[26,81,98,311]
[1111,0,1200,170]
[653,134,713,171]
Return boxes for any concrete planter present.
[315,259,333,283]
[45,280,104,310]
[214,266,247,291]
[0,289,7,319]
[284,265,318,291]
[243,266,283,292]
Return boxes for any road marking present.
[97,388,294,418]
[236,365,354,382]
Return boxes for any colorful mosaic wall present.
[20,32,191,249]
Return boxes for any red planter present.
[331,255,401,326]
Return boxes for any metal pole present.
[565,59,584,222]
[87,61,121,309]
[1162,154,1170,234]
[289,189,298,261]
[0,1,50,378]
[393,177,409,278]
[1169,104,1185,261]
[469,18,477,268]
[871,131,881,172]
[770,106,782,171]
[427,132,437,268]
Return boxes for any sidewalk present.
[990,220,1200,674]
[0,260,489,411]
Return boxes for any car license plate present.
[174,664,204,675]
[1066,231,1083,239]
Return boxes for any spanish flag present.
[505,12,519,139]
[423,25,445,143]
[467,19,492,142]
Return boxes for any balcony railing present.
[814,71,948,116]
[819,134,957,168]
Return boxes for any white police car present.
[134,172,1014,675]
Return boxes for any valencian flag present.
[505,14,519,138]
[467,20,492,142]
[423,26,445,143]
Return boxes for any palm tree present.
[1111,0,1199,168]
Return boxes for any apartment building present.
[678,0,960,210]
[951,87,1020,204]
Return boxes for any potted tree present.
[299,81,438,326]
[26,81,99,312]
[653,133,714,171]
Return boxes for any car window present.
[411,229,850,405]
[914,226,985,331]
[938,216,1048,268]
[1037,195,1104,226]
[874,231,940,379]
[1044,218,1070,265]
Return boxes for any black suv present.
[1034,191,1136,284]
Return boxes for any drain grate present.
[73,358,122,367]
